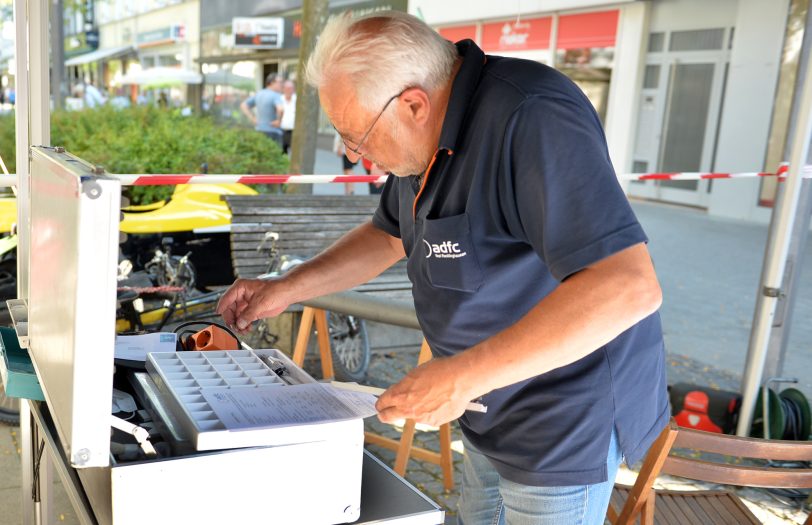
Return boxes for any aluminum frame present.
[28,147,121,467]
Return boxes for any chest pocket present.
[421,213,483,293]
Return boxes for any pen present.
[330,381,488,413]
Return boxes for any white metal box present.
[26,148,367,524]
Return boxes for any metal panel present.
[669,28,725,51]
[659,62,715,190]
[13,0,30,303]
[29,147,121,468]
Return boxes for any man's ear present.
[398,87,431,126]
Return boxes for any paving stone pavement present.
[631,200,812,401]
[307,347,812,525]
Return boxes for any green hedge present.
[0,106,288,204]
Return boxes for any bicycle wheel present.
[0,382,20,425]
[326,312,370,383]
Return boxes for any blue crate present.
[0,326,44,401]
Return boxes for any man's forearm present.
[280,220,405,304]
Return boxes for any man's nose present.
[345,149,362,164]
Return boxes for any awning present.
[118,67,203,87]
[203,70,255,90]
[197,48,299,65]
[65,45,136,67]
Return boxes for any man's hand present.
[215,278,291,333]
[376,356,475,427]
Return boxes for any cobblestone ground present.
[304,347,809,525]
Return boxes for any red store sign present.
[481,16,552,52]
[557,10,619,50]
[438,24,477,43]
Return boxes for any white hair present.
[305,11,458,110]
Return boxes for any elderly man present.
[217,11,668,525]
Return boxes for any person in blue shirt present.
[240,73,284,147]
[217,11,668,525]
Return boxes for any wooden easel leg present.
[390,339,455,489]
[292,307,315,367]
[394,420,417,475]
[391,339,433,475]
[439,422,454,490]
[313,308,334,380]
[416,339,432,365]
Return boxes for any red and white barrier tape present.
[1,164,810,186]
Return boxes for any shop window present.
[158,54,181,67]
[555,47,614,122]
[631,161,648,184]
[555,11,618,123]
[648,32,665,53]
[643,65,660,89]
[669,28,725,52]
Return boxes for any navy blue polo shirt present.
[372,40,669,486]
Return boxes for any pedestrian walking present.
[72,82,106,109]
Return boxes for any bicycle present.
[117,231,372,383]
[117,237,215,333]
[144,237,196,294]
[253,231,371,383]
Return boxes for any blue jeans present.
[457,429,622,525]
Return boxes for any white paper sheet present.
[115,333,177,362]
[200,383,377,431]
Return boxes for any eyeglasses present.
[337,89,405,155]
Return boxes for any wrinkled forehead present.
[318,74,368,126]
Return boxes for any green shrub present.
[0,106,288,204]
[0,112,14,177]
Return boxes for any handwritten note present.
[200,383,377,431]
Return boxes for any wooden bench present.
[224,194,409,293]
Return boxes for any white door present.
[628,28,731,208]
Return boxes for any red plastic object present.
[674,390,723,433]
[186,325,239,351]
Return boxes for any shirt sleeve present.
[245,95,256,108]
[372,177,402,238]
[499,95,648,281]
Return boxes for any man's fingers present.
[377,406,409,424]
[236,298,261,331]
[216,281,246,316]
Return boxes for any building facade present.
[67,0,201,104]
[412,0,802,222]
[198,0,407,124]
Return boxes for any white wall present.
[709,0,788,221]
[648,0,738,31]
[605,1,649,189]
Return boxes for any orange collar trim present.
[412,148,452,219]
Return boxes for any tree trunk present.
[288,0,329,194]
